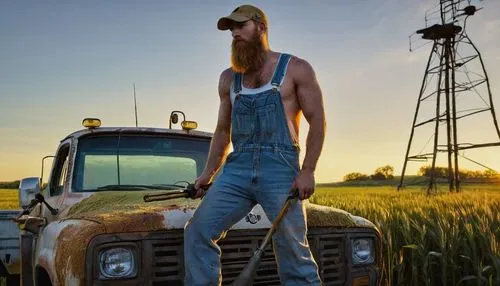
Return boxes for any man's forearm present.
[203,128,231,177]
[301,117,326,172]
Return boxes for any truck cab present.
[14,113,382,286]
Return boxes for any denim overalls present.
[184,53,322,286]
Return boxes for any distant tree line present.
[342,164,499,182]
[0,180,48,189]
[0,180,20,189]
[417,165,499,179]
[343,165,395,182]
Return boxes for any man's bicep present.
[216,69,233,133]
[295,59,324,122]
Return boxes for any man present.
[184,4,326,285]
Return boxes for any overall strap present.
[270,53,292,91]
[232,72,243,95]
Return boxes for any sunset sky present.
[1,0,499,184]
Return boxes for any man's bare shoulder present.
[218,68,234,97]
[218,68,234,96]
[287,55,316,81]
[220,67,233,80]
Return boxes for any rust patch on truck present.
[55,221,105,286]
[53,192,194,284]
[84,209,167,233]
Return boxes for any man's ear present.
[258,22,266,34]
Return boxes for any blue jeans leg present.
[257,151,322,286]
[183,173,256,286]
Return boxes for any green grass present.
[310,184,500,286]
[0,189,19,210]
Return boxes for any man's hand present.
[193,173,213,198]
[292,169,315,200]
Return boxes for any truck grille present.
[147,229,345,286]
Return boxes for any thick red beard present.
[231,31,267,74]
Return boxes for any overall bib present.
[184,53,322,286]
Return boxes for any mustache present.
[232,37,247,45]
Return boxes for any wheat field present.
[310,184,500,286]
[0,189,19,210]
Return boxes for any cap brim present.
[217,14,251,30]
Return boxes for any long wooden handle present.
[143,192,189,202]
[257,196,294,251]
[231,189,299,286]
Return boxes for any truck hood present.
[48,191,375,285]
[58,191,375,233]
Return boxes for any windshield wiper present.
[96,184,186,191]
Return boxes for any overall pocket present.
[257,103,277,138]
[232,101,254,136]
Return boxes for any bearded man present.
[183,4,326,285]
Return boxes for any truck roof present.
[61,127,214,142]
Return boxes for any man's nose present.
[231,27,241,38]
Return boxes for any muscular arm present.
[202,69,233,178]
[293,58,326,173]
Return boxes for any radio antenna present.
[134,82,138,127]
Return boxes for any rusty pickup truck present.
[12,113,382,286]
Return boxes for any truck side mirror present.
[19,177,41,209]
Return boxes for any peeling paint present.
[54,220,105,286]
[64,256,80,286]
[36,219,82,276]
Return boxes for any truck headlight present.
[99,247,137,279]
[351,238,375,265]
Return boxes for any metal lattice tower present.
[398,0,500,193]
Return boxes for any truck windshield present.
[71,134,210,192]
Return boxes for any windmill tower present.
[398,0,500,193]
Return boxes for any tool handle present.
[143,183,212,202]
[144,192,189,202]
[287,188,299,200]
[184,183,212,198]
[258,192,297,251]
[230,187,299,286]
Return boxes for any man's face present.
[230,20,268,74]
[230,20,259,43]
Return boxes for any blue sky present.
[1,0,499,183]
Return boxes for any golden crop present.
[0,189,19,210]
[310,184,500,285]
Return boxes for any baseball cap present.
[217,5,268,31]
